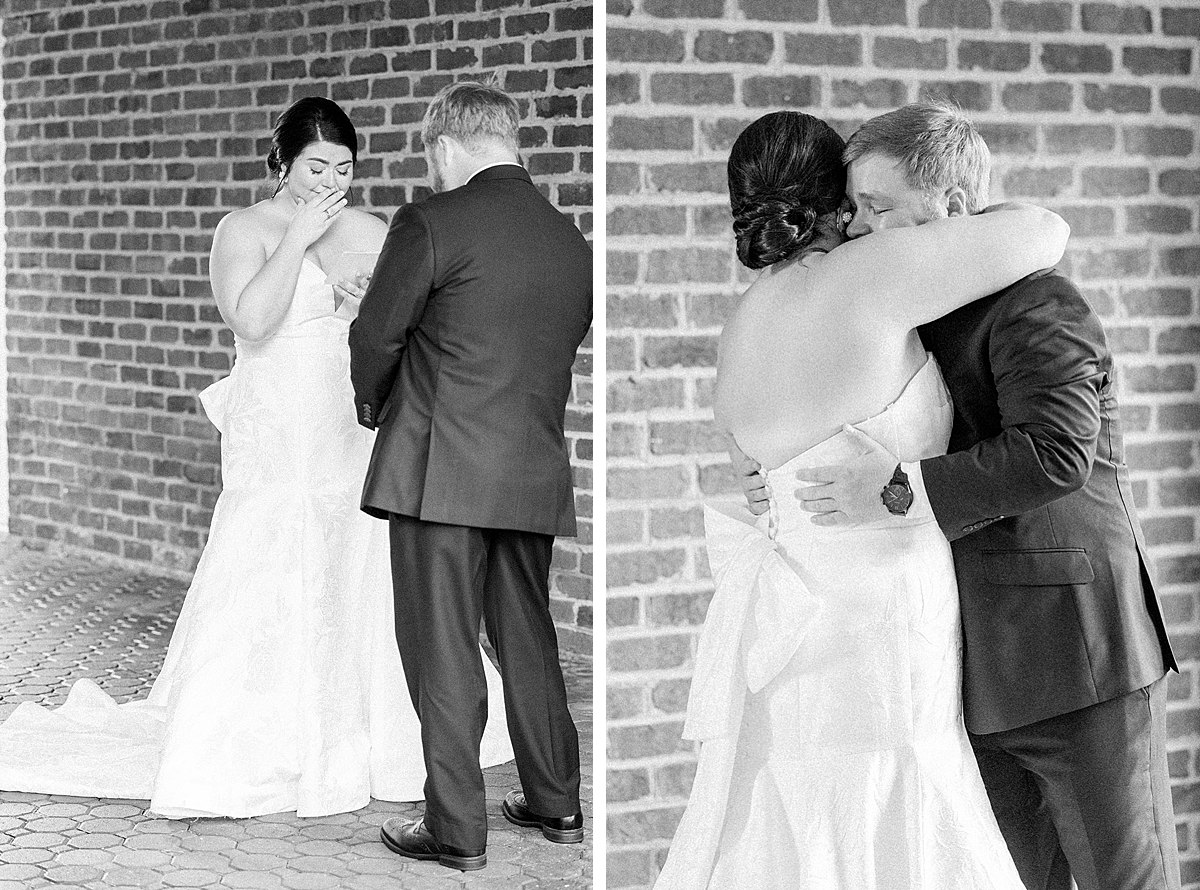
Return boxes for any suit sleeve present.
[919,276,1109,542]
[348,203,435,430]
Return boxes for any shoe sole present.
[502,803,585,844]
[379,827,487,871]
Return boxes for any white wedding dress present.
[0,258,514,817]
[654,356,1024,889]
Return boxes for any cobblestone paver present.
[0,538,593,889]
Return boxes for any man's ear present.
[944,187,969,218]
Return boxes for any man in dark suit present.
[348,81,591,871]
[742,103,1179,889]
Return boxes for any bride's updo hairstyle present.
[266,97,358,182]
[728,112,846,270]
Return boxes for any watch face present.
[883,483,912,515]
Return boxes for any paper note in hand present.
[328,250,382,313]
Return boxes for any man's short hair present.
[421,80,521,154]
[844,100,991,213]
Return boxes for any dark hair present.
[266,97,358,180]
[728,112,846,270]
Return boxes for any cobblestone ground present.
[0,537,593,889]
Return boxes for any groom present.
[738,102,1179,890]
[349,81,592,870]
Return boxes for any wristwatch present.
[881,464,913,516]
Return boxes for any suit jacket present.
[348,165,592,537]
[918,269,1176,735]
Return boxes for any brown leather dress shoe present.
[379,817,486,871]
[501,790,584,844]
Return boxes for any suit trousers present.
[387,513,581,850]
[969,674,1180,890]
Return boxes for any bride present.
[0,97,513,818]
[653,111,1069,888]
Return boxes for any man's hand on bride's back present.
[728,441,769,516]
[794,426,898,527]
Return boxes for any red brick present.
[1083,83,1151,114]
[918,0,991,28]
[1127,441,1194,472]
[608,206,687,239]
[918,80,991,111]
[1160,477,1200,508]
[1159,404,1200,434]
[1142,515,1196,546]
[684,292,738,328]
[1045,124,1117,154]
[1106,325,1151,354]
[648,420,727,455]
[646,249,729,285]
[649,505,706,540]
[1124,46,1192,76]
[1001,81,1072,112]
[1162,7,1200,37]
[958,39,1030,72]
[1072,246,1152,279]
[829,0,906,26]
[832,78,908,109]
[601,162,645,202]
[1161,87,1200,116]
[608,767,651,803]
[692,206,734,237]
[1002,166,1073,198]
[743,74,820,107]
[644,0,726,16]
[1041,43,1113,74]
[1121,287,1194,317]
[700,117,757,153]
[649,72,735,105]
[607,635,692,672]
[1081,166,1150,197]
[1057,205,1115,237]
[1127,205,1194,236]
[608,27,685,63]
[1161,169,1200,197]
[874,36,947,70]
[606,849,665,889]
[737,0,818,22]
[784,32,861,67]
[1161,246,1200,276]
[608,465,691,500]
[610,115,694,151]
[646,162,728,194]
[978,122,1039,154]
[1081,3,1153,33]
[697,29,775,65]
[1159,326,1200,355]
[1122,364,1197,394]
[607,548,688,587]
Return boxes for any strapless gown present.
[654,356,1024,889]
[0,258,514,817]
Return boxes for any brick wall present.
[0,0,594,654]
[0,36,8,536]
[606,0,1200,885]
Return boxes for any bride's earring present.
[838,210,853,234]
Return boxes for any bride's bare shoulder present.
[212,204,274,257]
